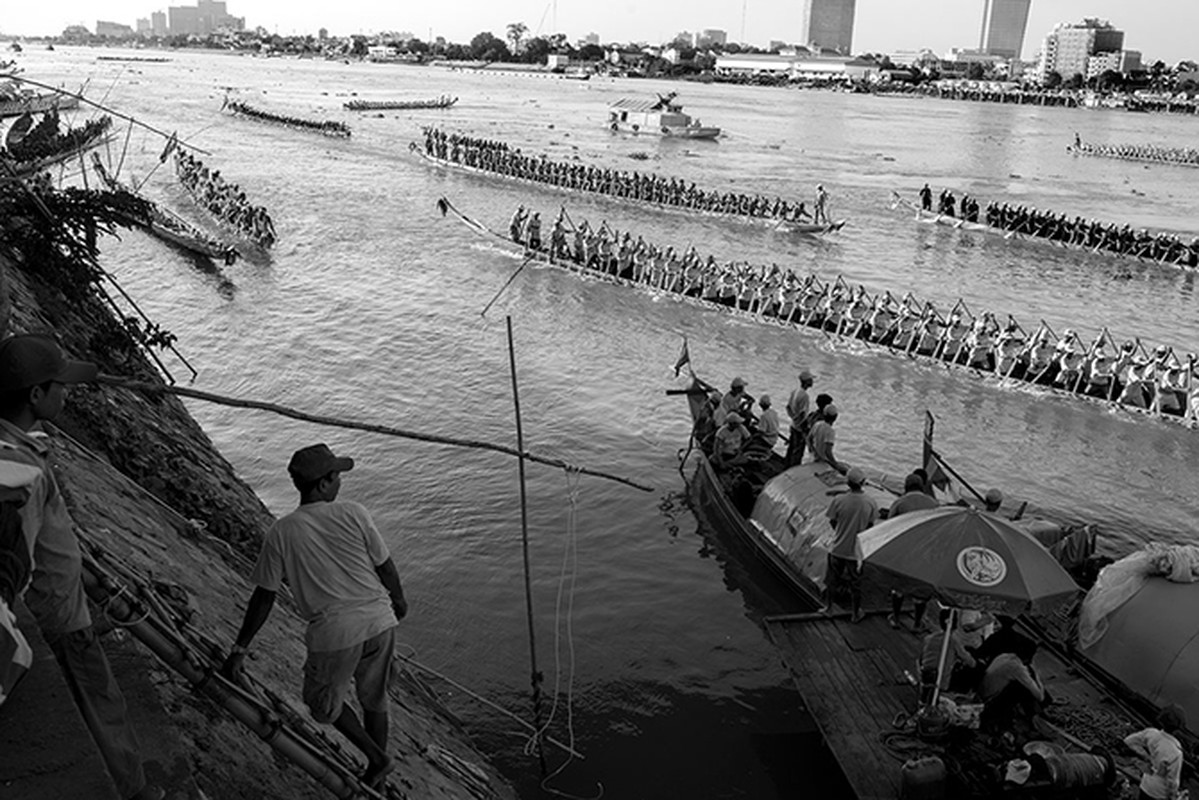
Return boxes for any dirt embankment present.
[0,242,516,799]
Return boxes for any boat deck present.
[764,611,1183,799]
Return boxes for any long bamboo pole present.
[95,375,653,493]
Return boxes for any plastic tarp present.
[1078,543,1199,649]
[1080,576,1199,736]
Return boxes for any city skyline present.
[3,0,1196,64]
[979,0,1031,60]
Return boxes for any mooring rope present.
[95,374,654,493]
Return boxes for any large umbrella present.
[859,505,1080,616]
[859,506,1081,707]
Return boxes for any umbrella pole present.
[929,607,955,709]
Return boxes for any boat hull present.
[0,95,80,119]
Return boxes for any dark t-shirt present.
[826,491,878,559]
[888,491,938,518]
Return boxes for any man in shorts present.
[224,444,408,789]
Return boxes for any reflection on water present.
[19,46,1199,798]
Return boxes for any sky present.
[2,0,1196,64]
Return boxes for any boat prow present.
[779,219,847,235]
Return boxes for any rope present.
[94,374,654,493]
[534,467,602,800]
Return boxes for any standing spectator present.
[824,467,877,623]
[0,334,162,800]
[223,444,408,789]
[785,370,814,467]
[887,472,939,631]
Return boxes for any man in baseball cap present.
[225,443,408,790]
[0,333,163,800]
[825,464,877,623]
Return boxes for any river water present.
[16,46,1199,798]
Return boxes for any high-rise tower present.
[979,0,1031,60]
[801,0,856,55]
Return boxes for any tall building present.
[151,10,167,36]
[1038,18,1124,82]
[801,0,856,55]
[978,0,1031,60]
[96,20,135,37]
[696,29,727,48]
[168,5,199,35]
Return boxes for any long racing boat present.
[413,132,848,235]
[891,190,1197,270]
[92,155,239,265]
[345,95,457,111]
[440,197,1199,433]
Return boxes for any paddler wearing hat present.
[713,412,751,470]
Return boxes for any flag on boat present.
[922,412,960,504]
[673,337,691,378]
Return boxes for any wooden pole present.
[507,316,546,773]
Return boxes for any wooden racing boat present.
[440,197,1199,433]
[1,116,114,181]
[414,145,847,236]
[92,155,239,264]
[890,190,1195,270]
[344,95,457,111]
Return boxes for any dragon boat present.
[344,95,457,111]
[412,142,847,235]
[222,98,351,138]
[890,191,1197,270]
[439,197,1199,432]
[92,155,239,265]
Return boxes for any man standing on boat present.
[919,183,933,211]
[785,370,814,467]
[223,444,408,790]
[886,472,939,632]
[824,467,876,623]
[813,184,829,225]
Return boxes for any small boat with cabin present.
[607,92,720,139]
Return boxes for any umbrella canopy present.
[859,505,1080,616]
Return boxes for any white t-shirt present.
[252,501,395,653]
[1124,727,1183,800]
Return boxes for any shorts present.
[302,626,396,724]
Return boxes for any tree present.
[1043,70,1063,89]
[349,36,368,58]
[966,62,985,80]
[523,36,551,64]
[506,22,527,54]
[1063,73,1083,90]
[406,38,429,55]
[578,43,604,62]
[470,31,510,61]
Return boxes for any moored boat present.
[607,92,720,139]
[1,115,114,181]
[0,86,80,119]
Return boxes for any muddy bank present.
[0,234,516,798]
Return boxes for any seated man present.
[712,412,750,470]
[753,394,780,451]
[979,640,1046,731]
[919,609,977,703]
[808,403,847,474]
[972,615,1035,667]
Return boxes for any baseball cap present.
[798,369,815,381]
[0,334,98,390]
[846,467,866,486]
[759,394,771,406]
[288,444,354,484]
[731,376,747,388]
[824,403,839,417]
[985,488,1003,505]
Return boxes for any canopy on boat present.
[1080,556,1199,736]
